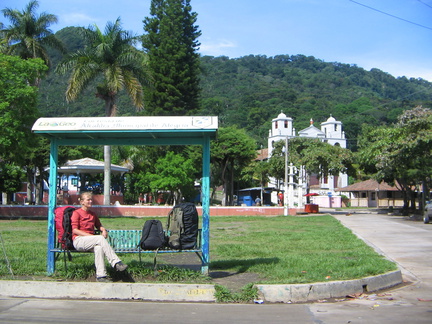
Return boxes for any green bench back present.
[108,230,142,252]
[107,229,202,252]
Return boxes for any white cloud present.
[60,13,100,27]
[199,39,237,57]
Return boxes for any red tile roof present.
[336,179,399,192]
[255,148,269,161]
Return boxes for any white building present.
[267,112,348,204]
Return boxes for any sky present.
[1,0,432,81]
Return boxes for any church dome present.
[326,115,336,122]
[277,111,287,119]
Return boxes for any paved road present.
[1,211,431,323]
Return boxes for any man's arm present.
[94,216,108,238]
[72,228,93,236]
[99,226,108,238]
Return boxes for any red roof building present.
[336,179,403,208]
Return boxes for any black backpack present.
[139,219,166,250]
[167,202,199,250]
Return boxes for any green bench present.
[52,229,202,271]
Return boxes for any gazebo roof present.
[58,157,130,174]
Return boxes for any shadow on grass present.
[111,270,136,283]
[209,257,279,279]
[109,259,152,282]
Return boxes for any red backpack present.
[54,206,76,250]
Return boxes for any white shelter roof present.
[58,157,130,174]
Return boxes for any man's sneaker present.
[115,261,128,272]
[96,276,112,283]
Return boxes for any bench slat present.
[108,230,141,250]
[51,229,202,254]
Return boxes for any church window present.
[284,120,288,128]
[275,122,278,129]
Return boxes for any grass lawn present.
[0,215,396,285]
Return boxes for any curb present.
[256,270,403,303]
[0,281,217,302]
[0,270,402,303]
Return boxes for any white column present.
[284,137,288,216]
[297,166,304,208]
[287,163,297,208]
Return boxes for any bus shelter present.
[32,116,218,275]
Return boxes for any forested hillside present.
[38,27,432,150]
[199,55,432,149]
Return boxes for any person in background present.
[71,192,127,282]
[255,196,262,206]
[278,192,284,206]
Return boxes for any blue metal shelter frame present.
[32,116,218,275]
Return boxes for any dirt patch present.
[157,253,263,292]
[209,271,262,292]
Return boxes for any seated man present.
[71,192,127,282]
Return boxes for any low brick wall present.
[0,206,49,218]
[0,205,304,218]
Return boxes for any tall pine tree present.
[142,0,201,116]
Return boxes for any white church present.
[266,112,349,207]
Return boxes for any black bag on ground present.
[167,202,199,250]
[139,219,166,250]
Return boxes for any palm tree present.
[56,18,151,204]
[0,23,7,54]
[1,1,64,203]
[1,0,65,70]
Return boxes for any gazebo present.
[32,116,218,275]
[56,157,131,204]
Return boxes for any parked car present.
[424,201,432,224]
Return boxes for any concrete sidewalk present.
[2,210,430,303]
[332,211,432,302]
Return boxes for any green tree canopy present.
[268,137,355,188]
[0,53,47,202]
[56,18,151,204]
[357,106,432,211]
[0,53,47,163]
[1,0,65,69]
[289,137,355,179]
[142,0,201,115]
[241,159,271,203]
[0,163,25,197]
[211,126,257,206]
[139,151,196,204]
[56,18,150,117]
